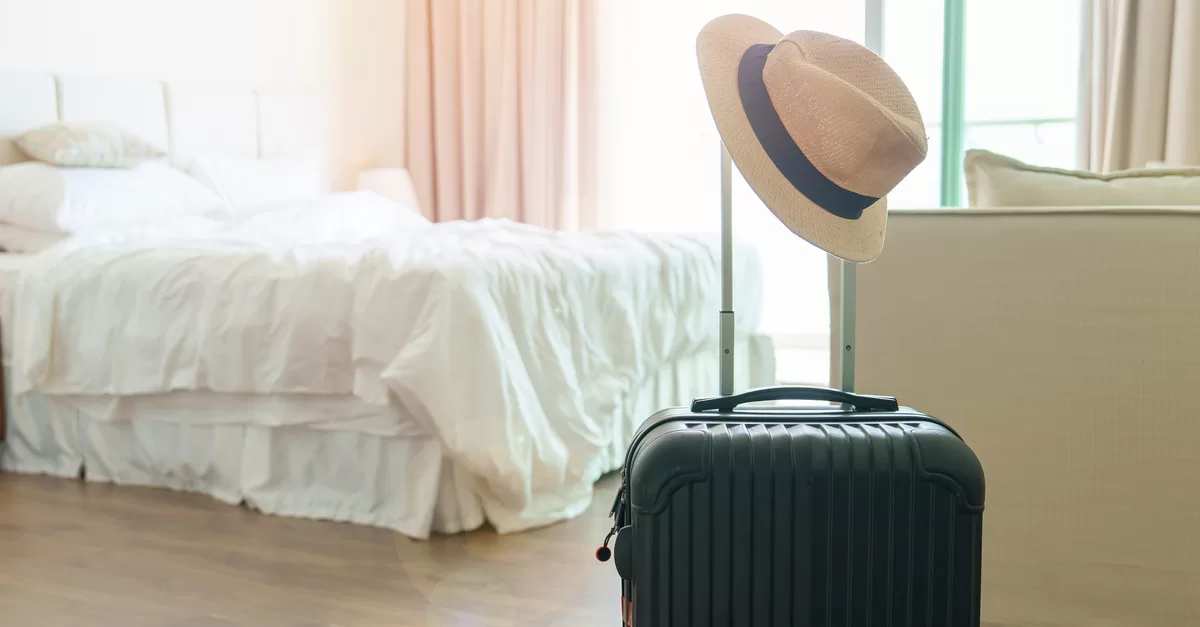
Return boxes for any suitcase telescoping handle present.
[691,386,899,413]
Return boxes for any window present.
[961,0,1081,195]
[880,0,945,209]
[597,1,1083,385]
[884,0,1083,207]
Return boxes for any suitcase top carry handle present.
[691,386,899,413]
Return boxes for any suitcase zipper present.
[608,469,624,518]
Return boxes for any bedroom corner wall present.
[0,0,406,191]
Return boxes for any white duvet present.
[13,192,763,532]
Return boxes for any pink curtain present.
[404,0,599,230]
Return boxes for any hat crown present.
[695,14,929,261]
[762,31,928,198]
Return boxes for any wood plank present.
[0,473,623,626]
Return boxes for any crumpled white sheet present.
[13,192,763,532]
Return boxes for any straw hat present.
[697,14,928,262]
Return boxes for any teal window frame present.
[939,0,966,207]
[933,1,1076,206]
[870,0,967,208]
[874,0,1076,208]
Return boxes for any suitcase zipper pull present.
[596,525,617,562]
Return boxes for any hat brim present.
[697,14,888,263]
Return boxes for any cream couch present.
[829,207,1200,627]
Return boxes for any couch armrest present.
[829,207,1200,626]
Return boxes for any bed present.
[0,72,777,538]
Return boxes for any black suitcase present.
[596,145,985,626]
[604,386,985,627]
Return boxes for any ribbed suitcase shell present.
[612,404,985,627]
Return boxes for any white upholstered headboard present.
[0,72,329,178]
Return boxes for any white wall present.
[0,0,406,190]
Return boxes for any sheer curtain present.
[1079,0,1200,171]
[404,0,599,229]
[594,1,866,383]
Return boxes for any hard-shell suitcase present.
[606,387,985,627]
[597,146,986,626]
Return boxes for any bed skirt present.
[1,335,775,538]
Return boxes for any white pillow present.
[186,153,326,209]
[965,149,1200,207]
[316,191,431,229]
[0,161,227,233]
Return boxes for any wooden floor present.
[0,472,622,626]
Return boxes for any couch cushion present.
[964,149,1200,207]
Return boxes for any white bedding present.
[0,223,65,254]
[12,193,763,532]
[3,337,773,539]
